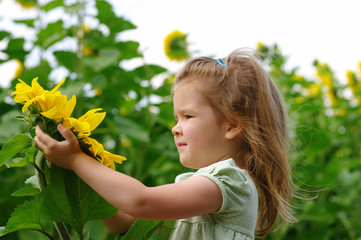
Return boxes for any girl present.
[35,48,296,239]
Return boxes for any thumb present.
[58,124,77,143]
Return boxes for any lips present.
[176,142,187,148]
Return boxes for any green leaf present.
[12,175,41,197]
[53,50,77,70]
[5,157,28,168]
[117,41,141,60]
[112,116,150,143]
[41,0,63,11]
[25,175,41,189]
[133,65,168,81]
[95,0,136,34]
[157,220,176,240]
[64,2,87,15]
[108,17,136,35]
[5,143,35,167]
[83,48,120,72]
[95,0,115,22]
[0,31,11,40]
[12,187,40,197]
[121,219,161,240]
[36,20,66,49]
[14,19,35,28]
[0,196,44,236]
[0,134,32,167]
[42,166,117,236]
[3,38,28,62]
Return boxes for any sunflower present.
[164,30,189,62]
[12,77,126,169]
[14,0,37,9]
[14,59,23,79]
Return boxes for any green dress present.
[158,158,258,240]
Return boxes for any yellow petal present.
[50,78,65,93]
[22,98,35,113]
[41,93,75,120]
[30,77,47,98]
[104,150,126,164]
[78,108,103,121]
[41,107,64,119]
[79,108,106,132]
[62,95,76,118]
[12,79,30,95]
[84,137,104,157]
[63,118,91,134]
[12,79,33,103]
[103,158,115,170]
[52,92,68,107]
[81,137,126,169]
[36,92,63,113]
[88,112,106,132]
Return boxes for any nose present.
[172,122,181,136]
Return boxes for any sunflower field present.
[0,0,360,239]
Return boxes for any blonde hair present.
[173,48,296,237]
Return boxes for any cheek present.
[184,123,213,147]
[182,122,201,142]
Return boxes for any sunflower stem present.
[35,151,72,240]
[35,151,47,190]
[53,222,71,240]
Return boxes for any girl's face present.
[172,83,233,169]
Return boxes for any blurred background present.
[0,0,360,239]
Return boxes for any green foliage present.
[41,166,117,238]
[120,219,161,240]
[1,0,360,239]
[257,44,361,239]
[0,134,33,167]
[0,0,177,239]
[0,197,44,236]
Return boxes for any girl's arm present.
[34,125,223,221]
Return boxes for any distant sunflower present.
[82,24,92,33]
[14,59,23,79]
[14,0,37,9]
[82,46,94,56]
[257,42,264,51]
[164,30,189,62]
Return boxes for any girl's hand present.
[34,124,83,170]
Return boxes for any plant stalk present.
[53,222,72,240]
[35,151,72,240]
[35,151,47,190]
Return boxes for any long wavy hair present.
[173,48,297,237]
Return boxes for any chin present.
[179,158,195,169]
[180,159,202,169]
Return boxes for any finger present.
[34,135,47,152]
[35,126,56,145]
[57,124,77,143]
[35,125,44,136]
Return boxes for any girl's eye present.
[185,115,193,119]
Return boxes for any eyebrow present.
[173,107,196,117]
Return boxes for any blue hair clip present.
[216,58,226,67]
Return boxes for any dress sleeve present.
[193,159,256,216]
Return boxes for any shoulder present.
[175,158,257,201]
[196,159,252,187]
[175,159,244,183]
[195,159,258,212]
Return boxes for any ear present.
[224,121,243,140]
